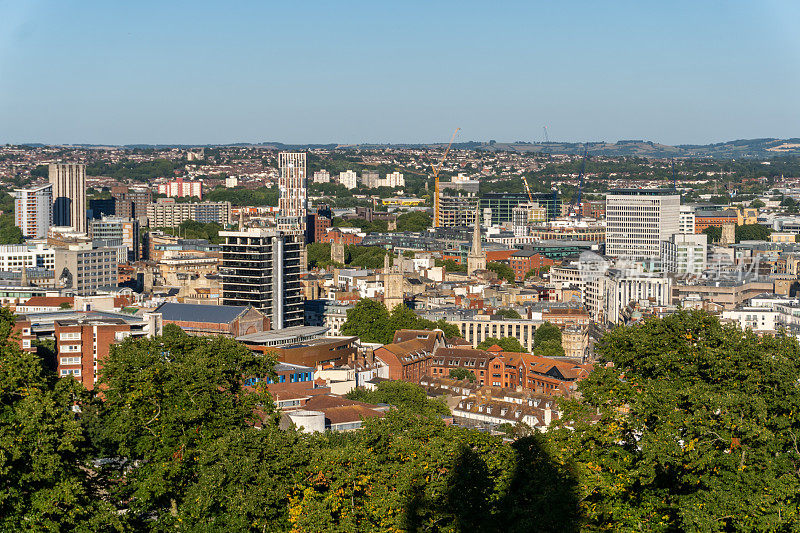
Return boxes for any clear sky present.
[1,0,799,146]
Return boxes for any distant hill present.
[255,138,800,158]
[25,138,800,158]
[458,138,800,158]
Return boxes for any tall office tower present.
[277,152,307,234]
[14,184,52,239]
[49,163,87,234]
[220,228,303,329]
[111,186,152,221]
[605,189,680,259]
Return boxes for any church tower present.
[383,252,404,310]
[467,205,486,275]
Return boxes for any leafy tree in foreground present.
[342,301,462,344]
[703,225,722,243]
[395,210,431,232]
[288,412,580,532]
[0,307,121,531]
[735,223,771,242]
[551,310,800,531]
[91,333,280,529]
[536,338,566,358]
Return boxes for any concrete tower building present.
[49,163,87,234]
[15,184,52,239]
[466,205,487,275]
[278,152,308,235]
[220,228,304,329]
[605,189,680,260]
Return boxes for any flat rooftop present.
[236,325,330,345]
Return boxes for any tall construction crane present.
[433,128,460,228]
[522,176,535,203]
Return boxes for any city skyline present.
[2,1,799,146]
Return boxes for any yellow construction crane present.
[433,128,460,228]
[522,176,534,203]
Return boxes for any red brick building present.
[373,338,434,382]
[319,228,364,245]
[428,347,493,386]
[314,216,332,242]
[580,200,605,219]
[694,209,738,234]
[154,302,270,337]
[54,318,132,390]
[508,250,556,281]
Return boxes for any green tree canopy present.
[495,308,522,319]
[435,258,467,274]
[487,262,516,283]
[340,299,392,343]
[735,223,771,242]
[477,336,527,353]
[536,338,566,358]
[90,333,279,528]
[449,367,477,382]
[534,321,562,347]
[395,211,431,232]
[750,199,765,208]
[346,381,449,418]
[702,225,722,243]
[552,310,800,531]
[0,307,121,531]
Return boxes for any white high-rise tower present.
[277,152,307,235]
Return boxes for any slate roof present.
[155,302,250,324]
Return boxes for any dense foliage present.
[435,258,467,274]
[205,185,279,206]
[487,262,516,283]
[395,211,431,232]
[340,300,461,344]
[552,310,800,531]
[346,381,449,418]
[449,367,477,382]
[86,159,181,181]
[476,336,527,353]
[2,305,581,531]
[155,220,225,243]
[494,308,522,319]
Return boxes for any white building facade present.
[15,184,52,239]
[605,189,680,259]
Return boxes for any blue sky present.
[1,1,799,145]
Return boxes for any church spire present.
[467,204,486,275]
[471,204,482,255]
